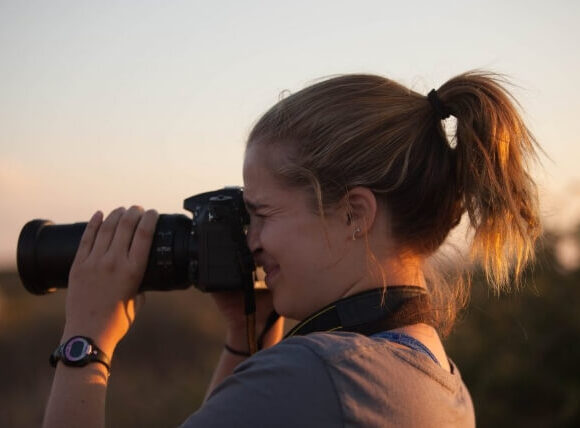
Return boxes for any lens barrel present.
[17,215,194,295]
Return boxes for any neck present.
[341,252,426,299]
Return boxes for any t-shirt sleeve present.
[179,339,342,428]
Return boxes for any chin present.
[272,294,303,321]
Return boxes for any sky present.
[1,0,579,268]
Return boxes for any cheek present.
[260,214,340,273]
[260,221,299,257]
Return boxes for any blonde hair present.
[247,71,541,334]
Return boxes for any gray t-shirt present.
[181,332,475,427]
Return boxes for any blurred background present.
[1,0,579,426]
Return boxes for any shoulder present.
[279,332,475,427]
[181,333,475,427]
[180,335,342,428]
[287,331,467,390]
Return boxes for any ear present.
[343,187,378,236]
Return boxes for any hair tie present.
[427,89,451,120]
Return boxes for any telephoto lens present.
[17,215,193,295]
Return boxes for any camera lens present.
[17,220,84,294]
[17,215,194,294]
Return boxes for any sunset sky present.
[1,0,579,268]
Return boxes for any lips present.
[263,265,280,287]
[255,258,280,288]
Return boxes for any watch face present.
[64,337,92,362]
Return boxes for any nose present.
[246,220,262,255]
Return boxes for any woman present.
[43,71,540,427]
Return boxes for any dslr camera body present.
[17,187,255,295]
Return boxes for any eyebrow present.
[243,199,270,212]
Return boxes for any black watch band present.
[50,336,111,374]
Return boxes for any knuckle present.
[126,265,143,283]
[100,217,116,231]
[119,213,135,228]
[80,222,98,240]
[100,255,118,273]
[69,256,93,277]
[84,220,97,232]
[122,259,145,284]
[136,223,155,241]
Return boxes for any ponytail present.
[436,72,541,291]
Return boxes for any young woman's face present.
[243,144,361,320]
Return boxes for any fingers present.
[128,209,158,265]
[109,206,145,254]
[91,207,127,256]
[74,211,104,263]
[78,206,158,262]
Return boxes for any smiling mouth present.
[253,265,280,288]
[263,265,280,287]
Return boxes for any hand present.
[62,206,158,357]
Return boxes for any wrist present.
[54,360,110,383]
[51,335,112,377]
[225,329,250,354]
[223,344,251,357]
[61,326,118,359]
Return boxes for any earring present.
[352,226,361,241]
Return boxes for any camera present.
[17,187,255,295]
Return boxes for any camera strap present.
[284,286,433,338]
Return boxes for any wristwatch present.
[50,336,111,373]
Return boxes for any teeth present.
[255,267,266,281]
[254,280,267,290]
